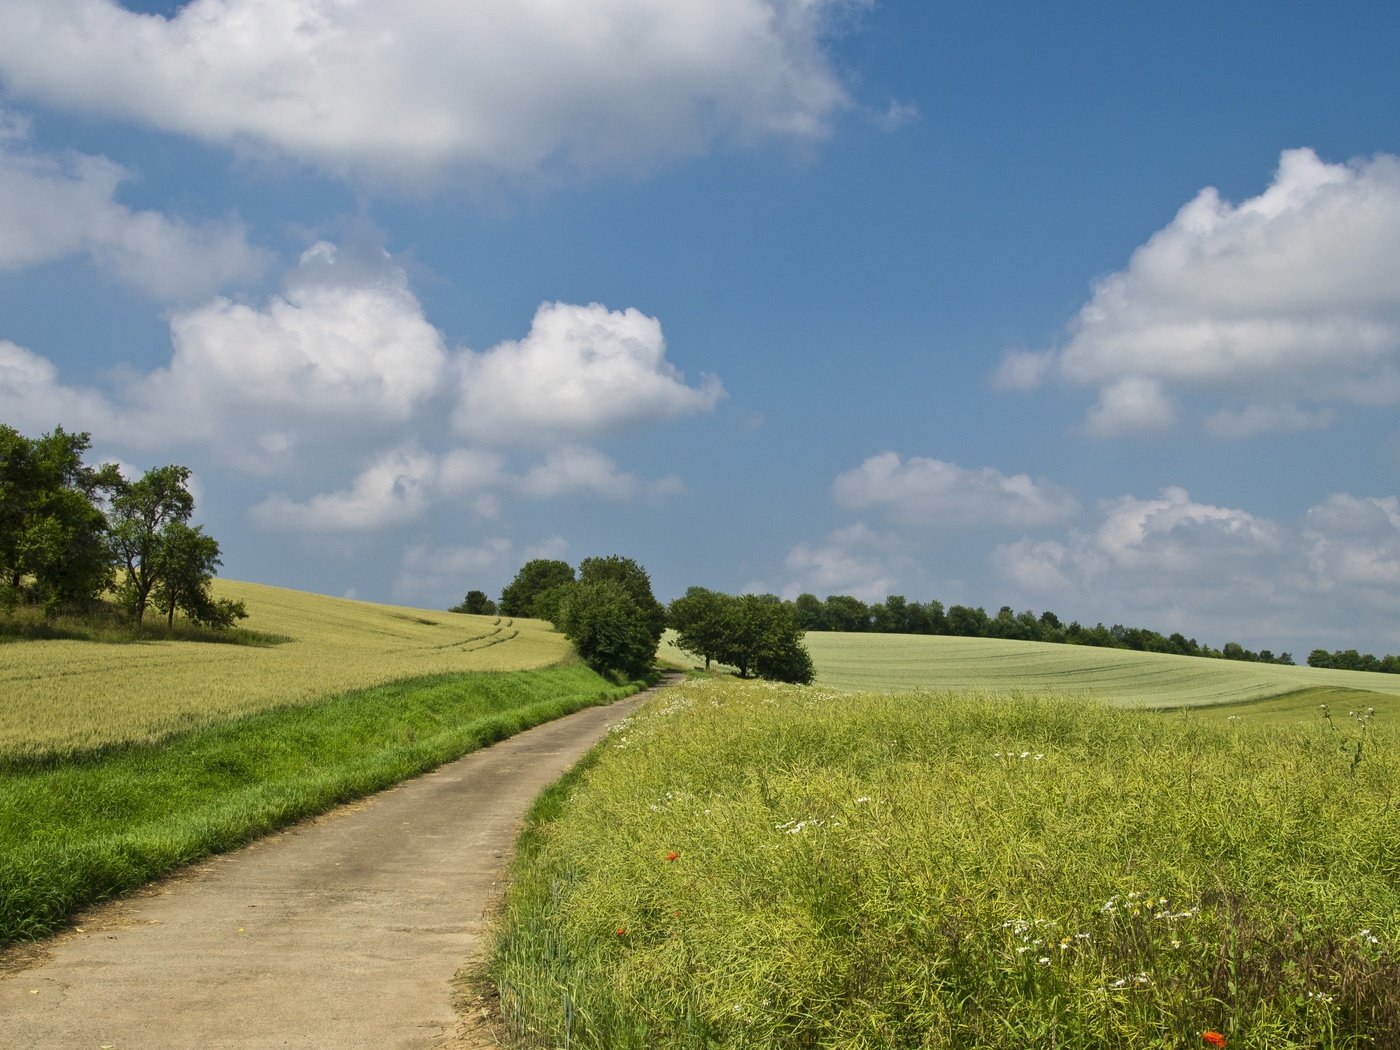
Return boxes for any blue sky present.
[2,1,1399,656]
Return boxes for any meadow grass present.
[0,579,571,761]
[491,677,1400,1049]
[0,664,641,945]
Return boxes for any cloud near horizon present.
[992,487,1400,652]
[833,452,1080,528]
[0,0,860,183]
[998,148,1400,435]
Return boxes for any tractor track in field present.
[0,677,676,1049]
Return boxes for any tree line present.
[785,592,1296,666]
[1,423,243,629]
[1307,648,1400,674]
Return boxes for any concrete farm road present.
[0,683,664,1049]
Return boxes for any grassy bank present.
[0,664,640,945]
[491,677,1400,1048]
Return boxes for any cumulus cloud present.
[992,486,1400,653]
[783,523,903,602]
[0,110,266,298]
[516,447,638,500]
[0,0,859,182]
[454,301,723,444]
[0,241,450,468]
[833,452,1079,528]
[1005,149,1400,434]
[249,446,437,531]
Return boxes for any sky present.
[2,0,1399,658]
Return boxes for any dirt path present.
[0,681,669,1049]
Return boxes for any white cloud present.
[992,486,1400,653]
[0,242,451,469]
[783,523,902,602]
[1010,149,1400,434]
[516,447,638,500]
[393,537,516,605]
[454,301,723,444]
[0,339,138,443]
[833,452,1079,528]
[1084,377,1175,436]
[0,0,859,183]
[0,110,266,298]
[250,447,437,531]
[1205,403,1334,438]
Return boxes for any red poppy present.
[666,851,680,862]
[615,927,627,937]
[1202,1032,1226,1048]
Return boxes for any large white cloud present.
[454,301,723,444]
[992,486,1400,653]
[0,109,266,298]
[249,446,437,531]
[0,241,450,467]
[1001,149,1400,434]
[0,0,858,182]
[832,452,1080,528]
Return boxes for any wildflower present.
[615,927,627,937]
[1202,1031,1227,1048]
[1038,956,1051,965]
[666,851,680,862]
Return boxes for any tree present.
[0,424,115,612]
[450,589,497,615]
[499,559,575,617]
[715,594,815,684]
[792,592,826,632]
[824,594,871,632]
[151,522,245,629]
[559,579,656,679]
[107,464,195,625]
[577,555,666,648]
[668,586,733,670]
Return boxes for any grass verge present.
[490,677,1400,1049]
[0,664,642,946]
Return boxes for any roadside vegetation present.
[0,664,642,945]
[491,676,1400,1048]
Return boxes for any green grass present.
[0,664,642,946]
[491,677,1400,1049]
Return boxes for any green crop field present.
[0,579,570,761]
[659,629,1400,714]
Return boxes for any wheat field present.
[0,579,571,760]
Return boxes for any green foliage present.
[669,588,815,684]
[449,589,498,616]
[666,586,730,670]
[492,678,1400,1048]
[0,666,640,944]
[560,579,657,680]
[499,558,576,617]
[108,463,196,624]
[0,424,115,612]
[578,555,666,647]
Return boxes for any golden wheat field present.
[0,580,571,759]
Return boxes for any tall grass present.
[0,665,641,945]
[491,678,1400,1048]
